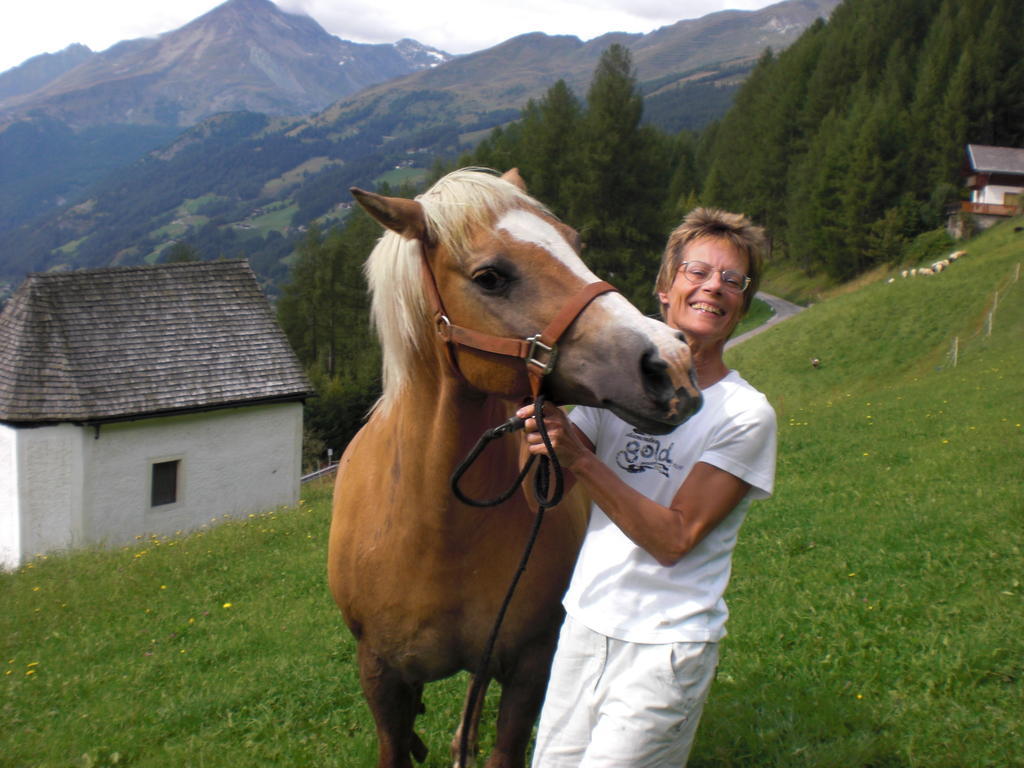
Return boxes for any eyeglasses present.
[678,261,751,295]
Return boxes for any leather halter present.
[418,246,616,397]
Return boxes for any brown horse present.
[328,168,701,768]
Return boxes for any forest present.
[278,0,1024,462]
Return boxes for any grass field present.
[733,296,774,338]
[718,219,1023,767]
[261,158,341,198]
[374,166,429,189]
[244,201,299,236]
[2,220,1022,767]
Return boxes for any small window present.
[151,460,180,507]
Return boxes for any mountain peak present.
[201,0,306,23]
[0,44,94,101]
[179,0,320,38]
[203,0,285,15]
[0,0,450,127]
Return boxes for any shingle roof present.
[966,144,1024,175]
[0,260,312,423]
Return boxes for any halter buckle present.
[435,314,453,339]
[525,335,558,375]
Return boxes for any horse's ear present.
[501,168,527,192]
[351,187,427,240]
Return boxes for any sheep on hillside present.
[898,250,966,279]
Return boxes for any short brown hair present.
[655,207,768,317]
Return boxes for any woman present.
[523,208,778,767]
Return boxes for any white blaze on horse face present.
[495,208,672,332]
[495,205,671,335]
[496,208,632,324]
[496,208,597,282]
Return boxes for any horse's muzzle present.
[597,334,700,435]
[638,343,703,432]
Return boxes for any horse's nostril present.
[640,347,670,394]
[641,347,667,374]
[640,343,701,421]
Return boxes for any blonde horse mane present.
[365,168,547,412]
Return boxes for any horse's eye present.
[472,268,510,294]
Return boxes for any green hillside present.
[2,218,1021,766]
[719,218,1023,765]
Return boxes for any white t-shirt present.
[564,369,777,644]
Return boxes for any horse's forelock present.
[418,169,545,259]
[368,170,545,412]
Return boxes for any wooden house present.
[0,260,312,569]
[955,144,1024,233]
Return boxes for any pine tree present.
[514,80,582,215]
[838,69,913,272]
[785,110,852,277]
[566,44,673,307]
[278,209,382,457]
[972,0,1024,148]
[162,242,201,262]
[665,132,700,222]
[469,124,523,177]
[936,46,976,181]
[701,49,775,216]
[568,44,644,245]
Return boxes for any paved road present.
[725,292,805,349]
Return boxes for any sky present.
[2,0,781,74]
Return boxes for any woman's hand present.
[516,403,591,468]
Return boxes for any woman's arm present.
[519,403,750,567]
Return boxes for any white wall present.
[1,402,303,569]
[1,423,83,570]
[974,183,1024,204]
[0,424,21,568]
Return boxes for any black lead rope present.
[452,395,564,768]
[451,394,563,509]
[451,415,532,507]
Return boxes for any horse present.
[328,168,702,768]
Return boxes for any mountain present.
[0,44,95,101]
[311,0,839,135]
[0,0,840,295]
[0,0,450,237]
[0,116,181,241]
[0,0,451,128]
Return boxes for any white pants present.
[531,615,718,768]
